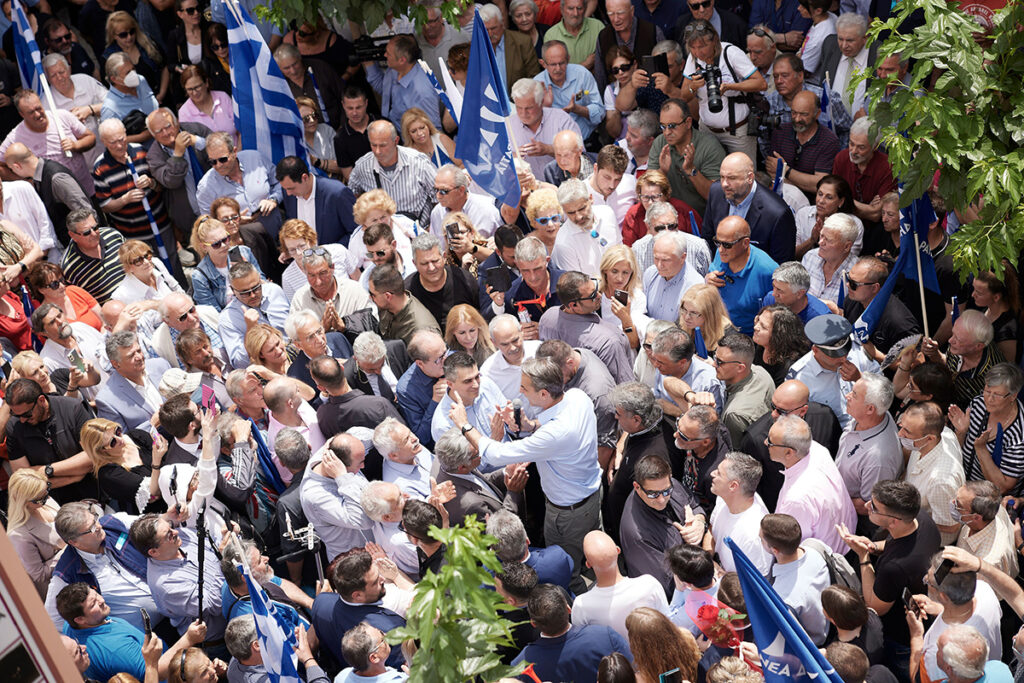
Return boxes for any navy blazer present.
[281,176,358,247]
[701,181,796,264]
[95,358,172,430]
[524,545,574,595]
[286,332,353,398]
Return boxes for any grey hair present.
[225,369,249,401]
[275,427,311,471]
[55,502,97,543]
[957,309,994,347]
[645,319,675,342]
[646,201,678,225]
[225,615,258,661]
[653,230,688,258]
[98,117,126,139]
[438,164,470,188]
[301,249,333,270]
[67,208,98,230]
[361,481,401,522]
[748,24,776,48]
[938,625,988,680]
[489,313,521,337]
[273,43,302,62]
[723,452,763,497]
[486,509,529,562]
[556,178,590,207]
[521,357,565,397]
[627,109,659,139]
[509,0,539,14]
[772,261,810,293]
[372,417,406,456]
[849,117,876,144]
[478,3,503,22]
[608,381,661,427]
[352,331,387,363]
[514,235,548,263]
[158,292,193,319]
[434,427,476,472]
[410,232,442,257]
[685,405,718,439]
[859,372,894,412]
[541,39,569,60]
[215,412,244,444]
[42,52,69,71]
[284,309,320,340]
[652,40,684,64]
[104,52,131,80]
[511,78,545,105]
[835,12,869,36]
[105,330,139,365]
[985,362,1024,396]
[774,414,811,457]
[206,130,236,153]
[145,107,178,134]
[822,213,858,245]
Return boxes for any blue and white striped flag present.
[222,0,307,165]
[11,0,41,92]
[238,559,301,682]
[420,59,459,125]
[771,161,784,196]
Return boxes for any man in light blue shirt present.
[643,230,704,321]
[431,351,509,452]
[650,326,726,415]
[706,216,778,335]
[100,55,158,126]
[218,262,290,369]
[533,41,603,139]
[374,417,436,500]
[197,133,284,238]
[364,34,442,131]
[299,434,374,561]
[449,356,601,593]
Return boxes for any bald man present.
[569,530,669,637]
[766,90,841,196]
[348,119,437,225]
[542,129,594,186]
[702,152,797,263]
[739,379,843,509]
[5,141,91,248]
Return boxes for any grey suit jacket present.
[811,35,878,92]
[95,358,172,430]
[147,121,213,238]
[435,467,519,527]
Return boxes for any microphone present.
[512,399,523,434]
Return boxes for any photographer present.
[679,20,767,162]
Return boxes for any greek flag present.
[11,0,41,92]
[238,560,301,682]
[453,9,521,206]
[222,0,307,164]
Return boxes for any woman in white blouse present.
[110,239,184,306]
[598,245,651,352]
[7,469,65,598]
[795,174,864,259]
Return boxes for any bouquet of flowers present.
[684,590,759,672]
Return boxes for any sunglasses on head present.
[130,252,153,266]
[534,214,564,226]
[302,246,329,258]
[107,427,123,448]
[116,29,137,39]
[176,305,196,322]
[609,61,634,75]
[205,237,229,249]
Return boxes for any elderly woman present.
[524,187,564,254]
[210,195,278,279]
[109,239,184,306]
[43,53,108,167]
[81,417,167,515]
[951,363,1024,495]
[350,189,416,272]
[6,469,64,597]
[178,64,236,137]
[621,170,702,248]
[629,200,711,277]
[103,12,170,103]
[445,304,495,365]
[509,0,549,57]
[278,218,353,302]
[245,323,295,375]
[27,261,103,332]
[598,245,650,350]
[795,174,864,259]
[752,304,811,385]
[678,284,735,356]
[189,215,265,310]
[604,45,637,141]
[402,107,456,169]
[297,96,339,176]
[876,191,901,256]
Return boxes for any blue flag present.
[992,422,1004,468]
[951,295,960,325]
[772,161,784,196]
[688,210,701,238]
[453,9,521,207]
[11,0,41,92]
[837,271,845,308]
[693,326,708,359]
[820,78,833,131]
[725,538,844,683]
[853,193,940,343]
[237,559,301,682]
[249,418,286,494]
[223,1,309,165]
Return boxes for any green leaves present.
[255,0,468,33]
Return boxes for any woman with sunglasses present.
[598,245,650,351]
[604,45,637,141]
[678,283,735,356]
[26,261,103,332]
[752,304,811,385]
[277,218,353,302]
[524,187,564,254]
[7,468,65,598]
[189,215,266,310]
[201,23,232,93]
[297,96,341,177]
[103,12,170,104]
[244,323,296,375]
[82,417,168,515]
[211,196,279,281]
[110,239,184,307]
[795,174,863,260]
[281,16,354,75]
[177,64,236,138]
[167,0,209,78]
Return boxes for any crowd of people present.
[0,0,1019,682]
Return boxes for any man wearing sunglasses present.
[60,208,127,304]
[218,261,290,369]
[41,18,99,78]
[674,0,747,48]
[648,99,726,217]
[713,333,774,446]
[842,256,920,361]
[429,165,501,244]
[153,292,224,370]
[706,215,778,335]
[197,131,283,239]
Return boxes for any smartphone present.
[66,348,86,373]
[641,53,669,76]
[201,385,217,416]
[659,668,682,683]
[902,587,920,617]
[485,265,512,293]
[140,607,151,636]
[445,222,461,242]
[933,558,955,585]
[614,289,629,306]
[228,246,244,264]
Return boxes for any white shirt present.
[110,259,184,304]
[770,547,831,646]
[2,180,59,252]
[921,581,1003,681]
[795,207,864,256]
[710,495,773,576]
[39,322,110,400]
[588,174,637,226]
[551,205,621,277]
[480,340,541,400]
[281,243,353,302]
[800,14,838,75]
[570,575,670,640]
[429,192,502,242]
[833,46,869,115]
[683,43,757,129]
[51,74,108,166]
[371,520,419,576]
[126,375,164,417]
[289,275,373,319]
[348,216,416,273]
[905,429,966,531]
[296,176,317,227]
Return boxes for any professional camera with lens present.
[747,94,780,134]
[349,35,389,65]
[690,64,724,113]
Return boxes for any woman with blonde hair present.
[7,468,64,597]
[110,239,184,306]
[598,245,650,350]
[277,218,353,301]
[81,417,167,515]
[244,323,294,375]
[678,284,735,355]
[401,107,456,168]
[297,96,340,175]
[189,214,265,310]
[445,304,495,365]
[103,12,170,103]
[443,211,493,274]
[350,189,415,272]
[524,187,563,254]
[625,607,701,683]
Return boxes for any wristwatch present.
[44,465,54,478]
[688,167,698,177]
[461,424,474,435]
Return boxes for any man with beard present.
[31,303,107,399]
[767,90,841,198]
[220,539,312,626]
[831,117,898,254]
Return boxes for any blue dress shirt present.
[709,246,779,335]
[218,282,290,368]
[382,449,435,500]
[365,63,443,131]
[728,180,757,220]
[397,364,440,448]
[431,376,508,446]
[100,75,159,122]
[642,263,704,321]
[197,150,283,236]
[533,64,603,138]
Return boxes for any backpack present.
[803,538,862,593]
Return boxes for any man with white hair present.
[832,117,898,235]
[344,331,411,403]
[542,129,594,186]
[746,26,778,92]
[284,310,354,392]
[761,261,831,323]
[429,165,501,241]
[407,233,480,330]
[153,292,223,369]
[481,314,542,401]
[100,53,158,143]
[643,230,703,321]
[360,480,419,576]
[509,78,582,178]
[289,248,372,323]
[375,417,435,500]
[417,5,470,78]
[552,178,620,276]
[814,13,873,118]
[842,255,920,359]
[915,624,1011,683]
[479,3,542,96]
[534,40,602,139]
[144,107,211,243]
[801,213,860,303]
[631,201,711,276]
[619,109,659,175]
[834,373,902,526]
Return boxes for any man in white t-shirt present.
[587,145,637,226]
[709,452,772,576]
[553,178,620,277]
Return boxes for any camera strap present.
[720,45,745,135]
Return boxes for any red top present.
[0,290,31,351]
[33,286,102,332]
[620,197,703,246]
[832,148,898,206]
[535,0,562,26]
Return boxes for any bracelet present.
[1017,540,1024,553]
[684,390,696,401]
[860,560,872,567]
[301,658,315,668]
[151,464,161,469]
[899,364,911,372]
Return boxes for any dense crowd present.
[0,0,1018,682]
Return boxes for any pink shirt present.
[178,90,237,138]
[776,442,858,554]
[0,110,94,195]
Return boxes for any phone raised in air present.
[66,348,86,373]
[659,668,682,683]
[228,246,245,264]
[902,587,921,617]
[485,265,513,293]
[140,607,151,636]
[641,53,669,77]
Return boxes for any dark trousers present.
[544,489,602,595]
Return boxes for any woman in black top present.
[753,305,811,386]
[971,266,1021,364]
[81,417,168,515]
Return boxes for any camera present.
[349,35,389,65]
[689,64,723,113]
[747,94,780,134]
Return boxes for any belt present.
[705,117,748,134]
[547,490,598,511]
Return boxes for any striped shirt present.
[962,395,1024,495]
[802,248,857,303]
[92,144,171,239]
[947,346,1005,410]
[348,146,437,225]
[60,227,126,304]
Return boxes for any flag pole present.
[38,71,72,159]
[910,200,930,338]
[12,0,71,157]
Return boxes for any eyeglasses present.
[211,42,227,50]
[205,237,229,249]
[107,427,123,449]
[50,32,72,43]
[176,305,196,323]
[116,29,137,40]
[233,282,262,297]
[845,273,878,291]
[771,402,806,415]
[534,214,564,226]
[866,499,903,519]
[44,279,66,290]
[712,355,743,365]
[434,187,455,196]
[689,0,713,8]
[714,235,749,249]
[29,481,51,505]
[651,222,677,232]
[982,387,1012,399]
[73,518,102,538]
[70,226,97,237]
[184,82,206,95]
[210,156,231,166]
[609,61,634,75]
[640,193,664,202]
[660,122,685,131]
[130,253,153,267]
[639,484,673,499]
[220,214,241,223]
[180,6,199,14]
[764,436,786,449]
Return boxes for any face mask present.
[122,70,140,88]
[949,500,963,524]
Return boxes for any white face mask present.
[122,70,140,88]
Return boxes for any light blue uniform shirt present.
[533,64,603,138]
[477,388,600,506]
[217,282,290,368]
[786,346,879,429]
[642,263,704,322]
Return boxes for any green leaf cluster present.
[862,0,1024,280]
[386,516,526,683]
[252,0,466,37]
